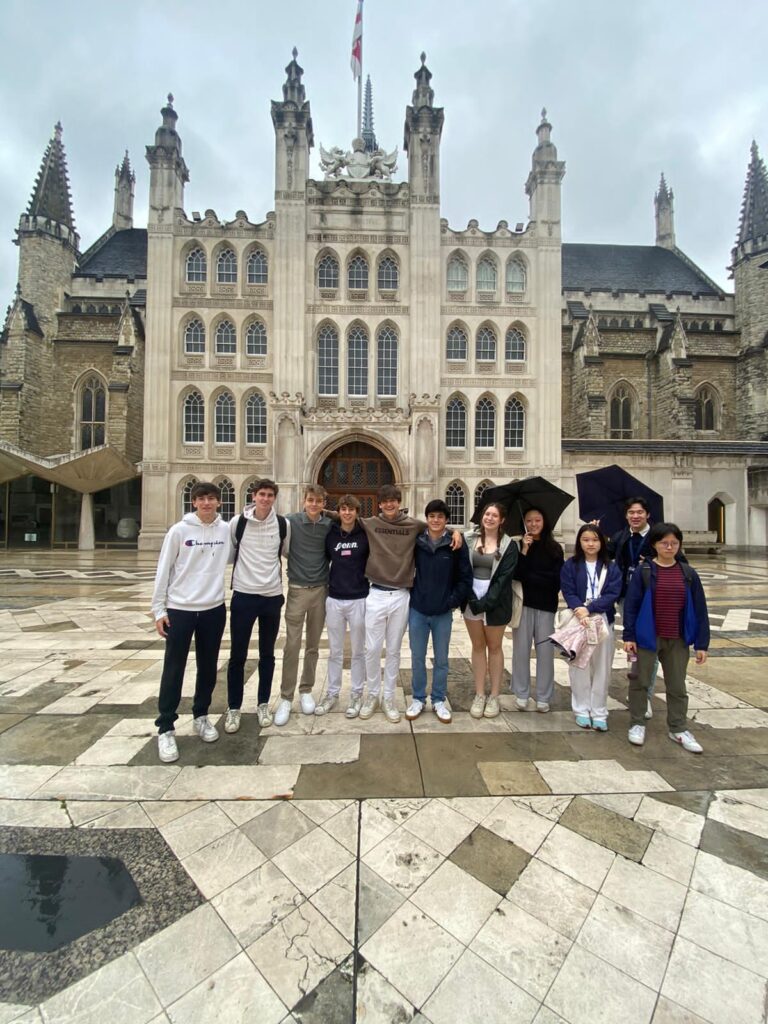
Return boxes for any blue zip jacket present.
[560,558,622,625]
[410,531,473,616]
[622,559,710,652]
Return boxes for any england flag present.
[350,0,363,80]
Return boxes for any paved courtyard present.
[0,549,767,1023]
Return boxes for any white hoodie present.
[151,512,233,620]
[230,504,290,597]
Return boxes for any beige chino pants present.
[280,584,328,700]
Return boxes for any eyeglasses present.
[657,540,680,548]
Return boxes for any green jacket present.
[463,531,519,626]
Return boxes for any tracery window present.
[246,249,268,285]
[447,255,468,291]
[185,248,206,283]
[476,326,497,362]
[446,397,467,448]
[504,397,525,448]
[183,391,204,444]
[318,253,340,290]
[506,258,526,293]
[80,375,106,449]
[446,326,468,361]
[318,324,339,395]
[218,478,235,521]
[377,256,399,291]
[216,248,237,284]
[377,325,398,396]
[245,393,267,444]
[609,385,633,439]
[215,320,236,355]
[694,386,717,431]
[474,480,493,509]
[476,256,497,292]
[214,392,236,444]
[348,254,369,291]
[184,319,205,354]
[347,325,369,397]
[445,482,466,526]
[245,320,267,356]
[475,397,496,448]
[505,327,526,361]
[181,478,199,514]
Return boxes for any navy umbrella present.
[576,464,664,537]
[471,476,575,536]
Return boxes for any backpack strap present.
[641,560,694,588]
[231,514,248,579]
[277,515,287,559]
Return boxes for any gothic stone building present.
[1,53,767,550]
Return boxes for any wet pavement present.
[0,549,767,1022]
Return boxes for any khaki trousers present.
[630,637,689,730]
[280,584,327,700]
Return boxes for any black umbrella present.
[576,464,664,537]
[471,476,575,535]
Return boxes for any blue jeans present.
[408,607,453,704]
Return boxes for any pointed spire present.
[654,172,675,249]
[656,172,672,204]
[282,47,306,106]
[361,75,378,153]
[113,151,135,230]
[116,150,135,185]
[411,52,435,109]
[27,122,76,230]
[737,141,768,246]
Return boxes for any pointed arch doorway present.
[318,441,395,516]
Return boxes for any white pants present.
[365,587,410,699]
[568,618,613,723]
[325,596,366,698]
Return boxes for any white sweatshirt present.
[151,513,233,620]
[230,504,290,597]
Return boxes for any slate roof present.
[77,229,148,279]
[562,243,723,297]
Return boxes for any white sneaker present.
[470,694,486,719]
[669,730,703,754]
[359,695,378,720]
[645,700,653,720]
[433,700,452,724]
[628,724,646,746]
[193,716,219,743]
[405,699,424,721]
[257,703,273,728]
[157,732,179,763]
[515,697,530,711]
[274,699,292,726]
[484,696,500,718]
[300,693,316,715]
[345,696,363,719]
[224,708,241,734]
[314,695,337,716]
[382,698,401,723]
[536,702,550,713]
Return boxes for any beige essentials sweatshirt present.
[360,512,425,589]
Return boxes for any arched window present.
[506,258,526,293]
[446,397,467,448]
[447,255,468,291]
[318,253,340,290]
[347,325,369,397]
[318,324,339,395]
[445,482,466,526]
[476,256,497,293]
[80,375,106,449]
[377,256,399,291]
[475,397,496,448]
[181,478,199,515]
[474,480,493,509]
[216,248,237,284]
[185,248,206,283]
[504,397,525,448]
[183,391,204,444]
[609,385,633,439]
[184,318,205,354]
[246,392,267,444]
[505,327,526,361]
[245,320,267,356]
[215,319,236,355]
[243,479,261,505]
[348,254,369,291]
[215,392,236,444]
[377,325,398,396]
[476,326,497,362]
[694,386,717,431]
[218,478,235,521]
[246,249,268,285]
[446,325,468,361]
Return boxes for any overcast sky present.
[1,0,767,303]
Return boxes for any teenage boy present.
[225,479,289,732]
[274,484,335,727]
[315,494,370,718]
[406,500,473,724]
[152,482,232,763]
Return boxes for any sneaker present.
[515,697,530,711]
[592,719,608,732]
[628,724,646,746]
[433,700,452,724]
[536,702,550,713]
[314,695,337,716]
[193,716,219,743]
[300,693,316,715]
[405,699,424,721]
[470,694,486,719]
[575,715,591,729]
[157,731,179,763]
[382,698,401,723]
[669,730,703,754]
[345,696,363,719]
[645,700,653,720]
[256,703,273,728]
[484,696,500,718]
[274,699,292,727]
[224,708,241,734]
[359,694,378,720]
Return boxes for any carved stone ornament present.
[319,138,398,181]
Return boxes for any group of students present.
[150,483,710,762]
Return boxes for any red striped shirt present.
[653,562,686,638]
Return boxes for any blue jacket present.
[560,558,622,625]
[622,559,710,652]
[608,526,653,599]
[411,531,473,616]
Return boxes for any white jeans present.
[365,587,410,700]
[325,596,366,698]
[568,618,613,722]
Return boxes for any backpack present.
[639,560,694,589]
[231,513,287,577]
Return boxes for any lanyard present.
[585,563,600,601]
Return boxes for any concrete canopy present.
[0,441,139,493]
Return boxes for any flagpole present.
[356,5,363,138]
